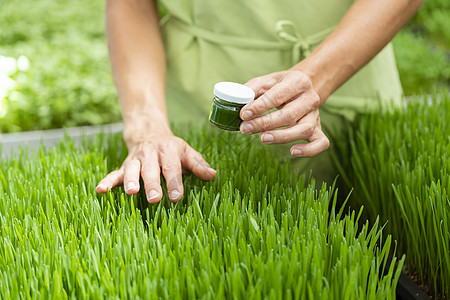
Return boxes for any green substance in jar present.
[209,82,255,131]
[209,97,244,131]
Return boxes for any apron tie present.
[276,20,312,63]
[164,16,336,65]
[275,20,336,63]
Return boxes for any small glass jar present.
[209,82,255,131]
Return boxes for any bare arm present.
[97,0,216,202]
[296,0,424,102]
[106,0,169,138]
[240,0,423,157]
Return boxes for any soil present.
[402,264,441,299]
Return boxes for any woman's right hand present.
[101,1,216,203]
[96,129,216,203]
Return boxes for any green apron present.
[158,0,403,183]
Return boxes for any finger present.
[159,144,184,202]
[290,128,330,158]
[241,71,311,121]
[244,72,283,99]
[242,75,281,121]
[139,149,163,204]
[123,159,141,195]
[240,94,313,134]
[260,113,318,144]
[182,145,216,181]
[96,168,124,193]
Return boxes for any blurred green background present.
[0,0,449,133]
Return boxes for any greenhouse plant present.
[1,0,449,298]
[0,129,403,298]
[333,94,450,299]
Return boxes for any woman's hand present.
[100,1,217,202]
[96,131,216,203]
[238,0,424,158]
[240,70,329,158]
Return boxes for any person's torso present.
[159,0,402,123]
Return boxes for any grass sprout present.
[0,125,402,299]
[333,93,450,298]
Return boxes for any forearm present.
[293,0,423,103]
[106,0,171,140]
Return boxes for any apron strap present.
[275,20,335,63]
[163,16,336,64]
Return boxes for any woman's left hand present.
[240,70,329,158]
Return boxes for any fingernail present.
[241,123,253,134]
[292,149,303,156]
[261,133,274,143]
[147,190,160,202]
[169,189,181,200]
[242,110,253,120]
[126,182,136,192]
[96,184,106,191]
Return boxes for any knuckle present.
[144,182,158,192]
[265,77,278,89]
[304,123,316,137]
[193,152,205,164]
[323,137,330,150]
[159,138,175,148]
[161,164,180,174]
[188,154,206,169]
[140,164,148,174]
[259,94,273,109]
[310,94,321,108]
[166,174,182,187]
[284,109,297,124]
[183,147,202,165]
[304,78,313,89]
[291,70,311,89]
[262,92,282,108]
[273,89,289,106]
[136,146,147,159]
[157,139,177,153]
[260,117,272,131]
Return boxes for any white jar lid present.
[213,82,255,104]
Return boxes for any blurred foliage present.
[393,0,450,94]
[0,0,448,132]
[0,0,121,133]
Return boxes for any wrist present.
[123,109,173,146]
[290,57,332,105]
[291,45,356,105]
